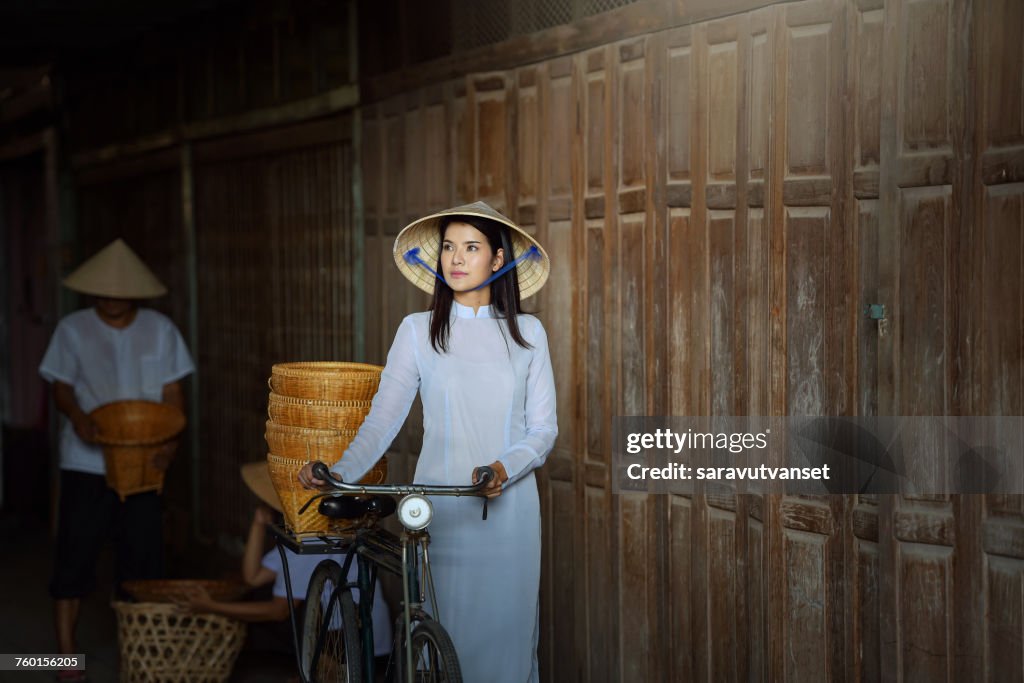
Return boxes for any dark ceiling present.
[0,0,250,102]
[0,0,242,67]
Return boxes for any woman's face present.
[440,222,504,296]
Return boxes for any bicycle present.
[273,461,495,683]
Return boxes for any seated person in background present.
[180,462,392,655]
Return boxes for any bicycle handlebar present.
[298,461,496,515]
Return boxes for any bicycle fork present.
[401,531,441,683]
[402,536,414,683]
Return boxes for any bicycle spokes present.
[301,560,362,683]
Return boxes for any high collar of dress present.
[453,302,493,319]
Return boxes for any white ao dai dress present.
[330,302,558,683]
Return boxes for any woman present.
[299,201,557,682]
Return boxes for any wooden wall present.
[0,157,54,430]
[69,117,356,544]
[192,118,356,539]
[359,0,1024,679]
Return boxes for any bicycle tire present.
[301,559,363,683]
[393,617,462,683]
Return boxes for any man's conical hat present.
[62,238,167,299]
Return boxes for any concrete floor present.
[0,513,297,683]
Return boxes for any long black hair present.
[428,215,533,353]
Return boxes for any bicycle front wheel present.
[301,559,363,683]
[394,618,462,683]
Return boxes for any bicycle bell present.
[397,494,433,530]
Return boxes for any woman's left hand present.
[474,461,508,499]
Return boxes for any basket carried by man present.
[90,400,186,501]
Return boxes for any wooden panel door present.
[579,44,618,683]
[769,2,853,681]
[877,0,967,679]
[877,0,1024,681]
[973,0,1024,681]
[511,55,581,682]
[848,1,886,680]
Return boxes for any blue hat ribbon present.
[471,245,542,291]
[402,247,445,284]
[402,244,542,290]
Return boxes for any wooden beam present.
[0,129,49,162]
[72,132,179,170]
[0,65,50,92]
[183,84,358,142]
[0,73,51,124]
[363,0,798,103]
[75,146,181,186]
[71,84,359,169]
[192,112,353,164]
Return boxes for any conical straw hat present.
[62,238,167,299]
[240,461,283,513]
[393,201,550,300]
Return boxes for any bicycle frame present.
[278,464,494,683]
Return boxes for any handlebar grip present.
[474,466,496,522]
[311,461,333,484]
[474,466,495,486]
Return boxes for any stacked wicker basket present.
[264,362,387,537]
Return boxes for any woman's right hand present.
[298,460,328,489]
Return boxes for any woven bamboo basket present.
[113,601,246,683]
[267,393,372,430]
[264,420,360,461]
[266,453,387,537]
[121,579,249,605]
[269,361,383,401]
[91,401,186,501]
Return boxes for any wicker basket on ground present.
[113,601,246,683]
[269,361,383,401]
[266,452,387,537]
[90,400,186,501]
[267,393,372,430]
[120,579,249,604]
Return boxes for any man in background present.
[39,238,194,680]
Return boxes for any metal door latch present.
[865,304,888,337]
